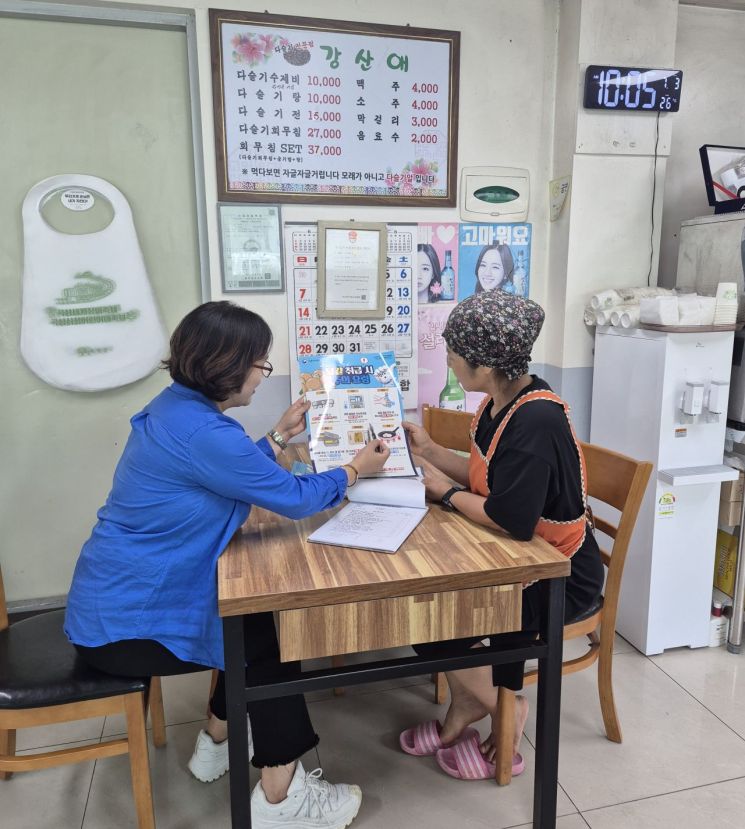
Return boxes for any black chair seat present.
[567,596,604,625]
[0,610,148,710]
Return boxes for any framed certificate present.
[217,203,284,293]
[316,221,387,319]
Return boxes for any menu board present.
[210,10,459,206]
[285,222,418,409]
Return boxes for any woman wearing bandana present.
[399,291,603,781]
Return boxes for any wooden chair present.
[493,441,651,781]
[421,405,475,705]
[422,405,653,782]
[0,566,166,828]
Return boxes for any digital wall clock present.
[583,65,683,112]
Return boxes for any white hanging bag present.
[20,174,168,391]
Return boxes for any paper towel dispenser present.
[460,166,529,222]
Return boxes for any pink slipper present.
[399,720,479,756]
[435,733,525,780]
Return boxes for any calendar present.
[285,223,418,409]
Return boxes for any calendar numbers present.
[288,224,417,407]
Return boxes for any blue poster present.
[457,223,532,301]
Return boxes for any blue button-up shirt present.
[64,382,347,669]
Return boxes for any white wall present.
[658,3,745,287]
[561,0,678,371]
[83,0,561,371]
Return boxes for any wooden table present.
[218,447,570,829]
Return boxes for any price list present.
[214,15,457,203]
[285,223,418,409]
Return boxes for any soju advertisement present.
[416,222,532,414]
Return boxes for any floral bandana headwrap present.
[442,291,545,380]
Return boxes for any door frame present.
[0,0,210,302]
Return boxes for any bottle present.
[513,250,527,296]
[440,250,455,301]
[709,600,729,647]
[439,367,465,411]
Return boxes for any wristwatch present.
[268,429,288,451]
[441,486,466,511]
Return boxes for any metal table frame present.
[222,576,566,829]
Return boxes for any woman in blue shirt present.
[65,301,389,829]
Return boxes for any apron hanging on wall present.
[20,174,168,392]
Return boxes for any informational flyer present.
[299,351,416,477]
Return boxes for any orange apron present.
[468,390,587,559]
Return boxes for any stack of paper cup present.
[714,283,738,326]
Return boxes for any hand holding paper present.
[274,397,311,442]
[414,455,454,501]
[351,439,391,476]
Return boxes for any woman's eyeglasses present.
[252,361,274,378]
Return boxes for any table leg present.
[533,577,565,829]
[224,615,251,828]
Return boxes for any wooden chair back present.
[421,404,473,453]
[579,441,653,639]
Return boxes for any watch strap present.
[441,486,465,511]
[268,429,288,451]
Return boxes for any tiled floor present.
[5,634,745,828]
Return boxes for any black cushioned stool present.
[0,567,166,829]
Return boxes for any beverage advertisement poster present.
[417,304,485,413]
[457,223,532,300]
[416,223,459,305]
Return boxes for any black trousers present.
[74,611,318,767]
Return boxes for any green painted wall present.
[0,16,202,602]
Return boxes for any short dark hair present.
[163,301,272,401]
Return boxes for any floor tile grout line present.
[641,655,745,746]
[79,758,98,829]
[578,772,745,815]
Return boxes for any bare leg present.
[205,713,296,803]
[438,665,498,744]
[480,695,529,761]
[206,713,228,743]
[260,761,298,803]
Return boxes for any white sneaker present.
[187,721,254,783]
[251,760,362,829]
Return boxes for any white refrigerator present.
[590,326,736,655]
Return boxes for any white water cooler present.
[590,326,736,655]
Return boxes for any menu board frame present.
[209,9,460,206]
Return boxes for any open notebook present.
[307,475,427,554]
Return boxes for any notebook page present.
[307,502,428,554]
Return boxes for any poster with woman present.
[416,223,459,304]
[457,223,532,300]
[417,304,484,413]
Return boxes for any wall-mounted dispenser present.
[459,166,530,222]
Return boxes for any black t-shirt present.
[474,376,604,614]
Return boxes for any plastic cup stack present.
[714,282,738,326]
